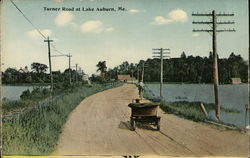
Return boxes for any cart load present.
[128,99,161,131]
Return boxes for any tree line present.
[2,52,248,84]
[2,62,83,84]
[105,52,248,84]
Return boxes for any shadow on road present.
[118,121,133,130]
[118,121,157,131]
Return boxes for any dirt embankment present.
[54,84,249,157]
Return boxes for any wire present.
[10,0,68,56]
[10,0,46,39]
[51,44,65,55]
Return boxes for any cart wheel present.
[157,119,160,131]
[130,118,136,131]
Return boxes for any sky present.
[1,0,249,75]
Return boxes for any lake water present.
[145,83,249,128]
[1,85,47,100]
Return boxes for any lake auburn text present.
[43,7,127,12]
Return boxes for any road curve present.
[54,84,248,157]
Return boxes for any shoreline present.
[144,82,248,85]
[142,89,248,131]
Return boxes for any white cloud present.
[52,0,64,2]
[81,20,103,33]
[168,8,188,22]
[128,9,144,13]
[105,27,114,32]
[80,20,113,33]
[55,12,74,27]
[152,16,172,25]
[192,33,200,37]
[27,29,54,39]
[152,8,188,25]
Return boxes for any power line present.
[51,44,66,55]
[10,0,67,57]
[9,0,46,39]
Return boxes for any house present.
[117,75,136,83]
[18,66,29,73]
[231,78,241,84]
[83,74,89,81]
[83,74,91,85]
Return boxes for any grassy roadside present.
[2,88,51,116]
[159,101,240,122]
[2,82,122,155]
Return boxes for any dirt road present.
[54,84,248,157]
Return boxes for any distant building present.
[18,66,29,73]
[83,74,89,81]
[231,78,241,84]
[117,75,136,83]
[83,74,91,85]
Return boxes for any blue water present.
[1,85,49,100]
[145,83,249,128]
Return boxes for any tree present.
[31,62,48,74]
[96,61,107,80]
[106,52,247,84]
[180,51,187,59]
[3,68,19,83]
[25,75,32,83]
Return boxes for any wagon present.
[128,99,161,131]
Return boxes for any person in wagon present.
[138,81,144,98]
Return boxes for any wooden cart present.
[128,99,161,131]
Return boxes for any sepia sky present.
[1,0,249,75]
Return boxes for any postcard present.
[0,0,249,157]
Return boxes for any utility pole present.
[142,62,145,82]
[137,65,140,83]
[75,64,78,83]
[68,54,72,84]
[152,48,170,100]
[44,36,54,91]
[192,10,235,120]
[51,53,73,85]
[141,62,148,82]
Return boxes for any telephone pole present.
[51,53,72,84]
[75,64,78,83]
[141,62,148,82]
[68,54,72,84]
[152,48,170,100]
[192,10,235,120]
[44,36,54,91]
[137,64,140,83]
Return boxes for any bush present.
[20,89,31,100]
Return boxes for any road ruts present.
[54,84,248,157]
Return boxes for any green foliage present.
[2,82,122,155]
[31,62,48,74]
[106,52,248,84]
[20,89,31,100]
[160,101,207,122]
[159,101,240,122]
[2,62,85,84]
[3,88,51,116]
[96,61,107,81]
[3,52,247,84]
